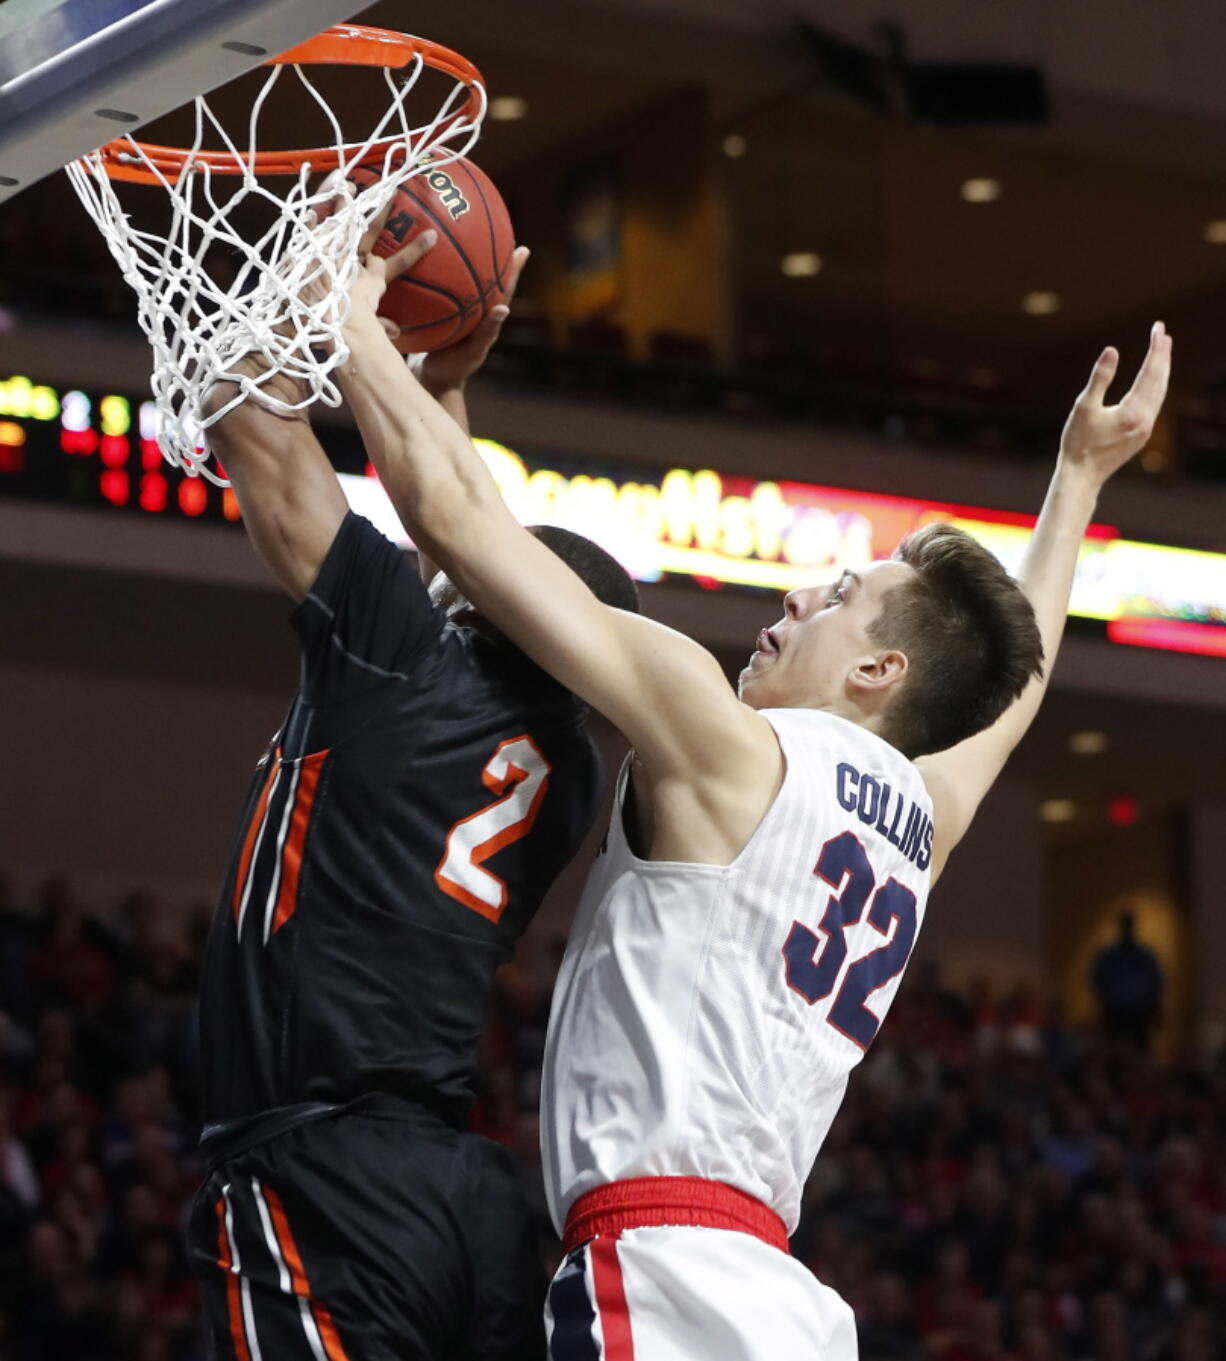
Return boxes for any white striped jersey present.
[541,707,934,1235]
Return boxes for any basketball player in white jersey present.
[328,237,1170,1358]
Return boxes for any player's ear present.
[848,649,908,697]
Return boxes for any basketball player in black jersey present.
[185,241,637,1361]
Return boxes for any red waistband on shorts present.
[561,1176,789,1255]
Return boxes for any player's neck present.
[788,697,900,750]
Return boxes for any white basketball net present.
[65,58,486,483]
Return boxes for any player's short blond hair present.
[872,523,1043,757]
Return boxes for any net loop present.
[64,27,486,483]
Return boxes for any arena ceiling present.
[362,0,1226,397]
[8,0,1226,410]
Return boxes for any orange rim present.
[92,24,484,185]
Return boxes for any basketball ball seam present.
[392,276,471,344]
[493,247,515,294]
[398,316,467,346]
[400,181,485,299]
[466,169,502,291]
[391,272,469,315]
[468,172,518,301]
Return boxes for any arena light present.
[1204,220,1226,244]
[961,177,1002,203]
[1040,799,1078,823]
[488,96,528,121]
[1022,291,1061,316]
[1107,794,1139,827]
[723,134,748,159]
[781,252,823,278]
[1069,731,1109,755]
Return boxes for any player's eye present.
[824,586,844,608]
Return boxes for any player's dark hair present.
[528,526,641,614]
[869,523,1043,758]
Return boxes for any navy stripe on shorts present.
[547,1247,599,1361]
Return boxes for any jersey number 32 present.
[782,830,918,1051]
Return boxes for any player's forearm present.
[1003,457,1101,729]
[917,458,1100,872]
[405,380,468,580]
[337,314,499,546]
[203,354,311,455]
[426,384,471,436]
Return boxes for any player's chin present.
[737,668,768,707]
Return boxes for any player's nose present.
[783,587,816,620]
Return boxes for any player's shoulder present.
[434,627,595,750]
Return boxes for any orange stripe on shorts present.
[261,1184,352,1360]
[260,1183,311,1297]
[312,1301,352,1361]
[215,1195,252,1361]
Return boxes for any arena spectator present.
[1090,911,1165,1051]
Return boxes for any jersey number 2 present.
[435,735,552,923]
[782,830,918,1051]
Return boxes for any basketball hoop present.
[65,25,488,483]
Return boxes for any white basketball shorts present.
[544,1224,858,1360]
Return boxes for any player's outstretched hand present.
[1059,321,1172,487]
[345,228,439,337]
[412,245,532,396]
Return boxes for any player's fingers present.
[356,197,396,260]
[384,229,437,282]
[463,305,511,358]
[1120,321,1172,417]
[484,303,511,337]
[500,246,531,311]
[1080,346,1120,408]
[298,256,332,307]
[379,317,400,342]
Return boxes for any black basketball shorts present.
[187,1101,546,1361]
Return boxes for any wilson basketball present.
[349,158,515,353]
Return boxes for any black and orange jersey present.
[198,512,602,1127]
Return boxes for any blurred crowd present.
[0,871,1223,1361]
[0,874,204,1361]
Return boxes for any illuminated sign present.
[2,371,1225,659]
[344,443,1117,593]
[340,440,1226,660]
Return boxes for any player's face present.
[737,560,915,711]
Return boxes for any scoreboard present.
[0,372,367,524]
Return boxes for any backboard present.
[0,0,372,205]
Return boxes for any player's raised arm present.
[400,248,531,582]
[333,246,766,786]
[201,364,347,601]
[202,231,440,601]
[917,323,1172,880]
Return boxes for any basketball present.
[349,157,515,354]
